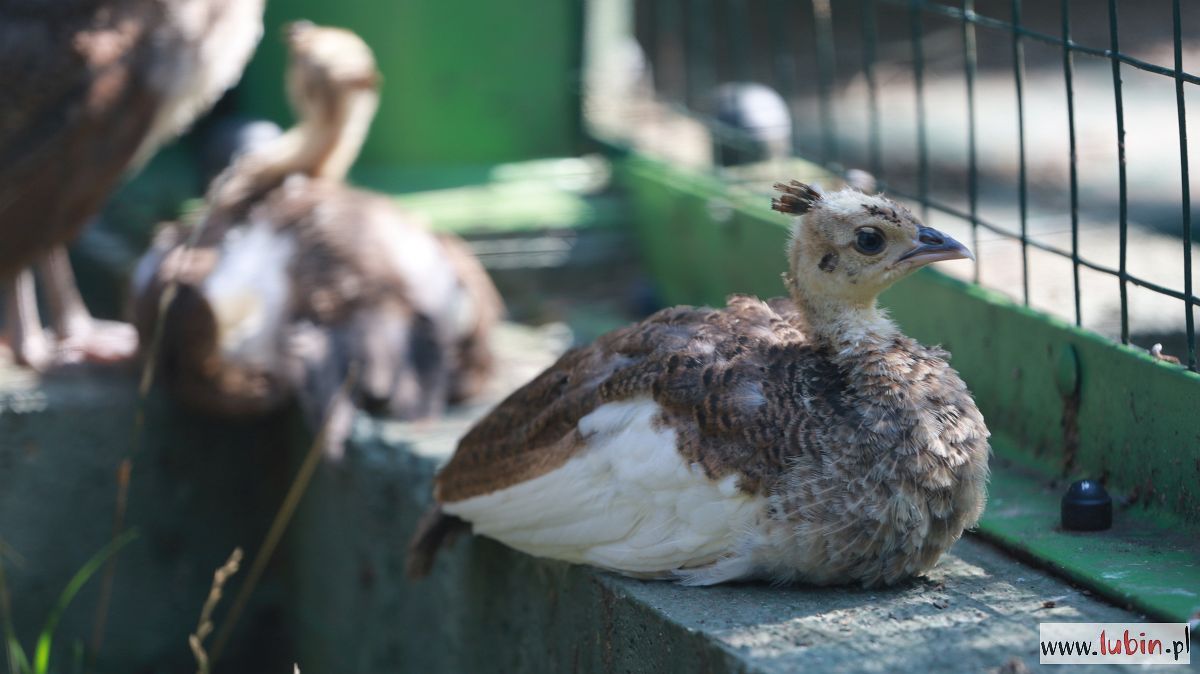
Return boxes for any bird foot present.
[2,318,137,372]
[54,318,138,366]
[3,329,54,371]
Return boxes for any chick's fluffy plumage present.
[414,184,989,587]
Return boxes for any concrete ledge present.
[288,326,1149,674]
[2,325,1150,673]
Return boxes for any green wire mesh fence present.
[586,0,1199,372]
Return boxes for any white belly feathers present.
[202,219,297,370]
[442,397,766,577]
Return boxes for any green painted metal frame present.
[615,153,1200,621]
[984,451,1200,622]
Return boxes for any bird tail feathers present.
[406,505,469,579]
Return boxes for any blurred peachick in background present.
[133,22,504,456]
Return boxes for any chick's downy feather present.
[426,293,988,586]
[410,181,989,586]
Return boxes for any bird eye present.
[854,227,886,255]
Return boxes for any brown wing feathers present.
[0,1,162,276]
[433,295,834,502]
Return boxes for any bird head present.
[772,181,972,311]
[283,21,380,123]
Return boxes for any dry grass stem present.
[188,547,243,674]
[91,207,215,662]
[209,365,359,664]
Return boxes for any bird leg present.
[3,269,52,369]
[38,246,137,365]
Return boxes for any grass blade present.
[1,548,26,674]
[6,638,29,674]
[33,530,137,674]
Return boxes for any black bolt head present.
[1061,479,1113,531]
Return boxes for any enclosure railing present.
[588,0,1199,372]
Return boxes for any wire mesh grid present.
[584,0,1199,372]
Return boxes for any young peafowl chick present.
[409,181,989,587]
[133,23,502,455]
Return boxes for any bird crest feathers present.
[771,180,823,215]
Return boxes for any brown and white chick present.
[0,0,264,369]
[409,181,989,587]
[133,23,502,454]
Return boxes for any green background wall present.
[236,0,584,169]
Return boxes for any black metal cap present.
[1061,479,1113,531]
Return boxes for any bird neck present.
[268,85,378,182]
[788,285,898,352]
[209,86,378,210]
[295,85,379,181]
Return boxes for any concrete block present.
[0,365,295,673]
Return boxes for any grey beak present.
[896,226,974,265]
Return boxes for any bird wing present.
[441,396,765,574]
[434,295,848,573]
[434,232,504,402]
[0,1,164,275]
[435,295,834,504]
[270,181,464,419]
